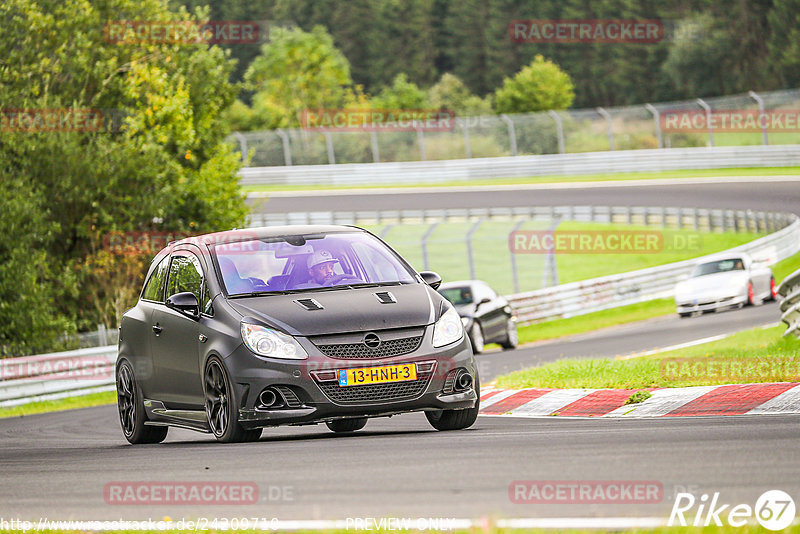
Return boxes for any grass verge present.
[0,390,116,419]
[494,325,799,390]
[242,166,800,193]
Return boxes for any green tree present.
[372,73,430,109]
[244,25,354,128]
[0,0,247,339]
[768,0,800,87]
[494,55,575,113]
[428,73,492,115]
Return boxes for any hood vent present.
[374,291,397,304]
[294,298,323,311]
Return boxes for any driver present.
[306,250,339,286]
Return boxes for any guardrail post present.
[324,132,336,164]
[416,125,426,161]
[547,110,566,154]
[696,98,714,147]
[232,132,248,163]
[370,131,380,162]
[500,114,518,156]
[509,219,526,293]
[693,208,699,230]
[275,129,292,166]
[466,219,482,279]
[645,103,663,148]
[596,107,614,150]
[748,91,769,146]
[421,222,438,270]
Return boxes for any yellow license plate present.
[338,364,417,387]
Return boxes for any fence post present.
[98,324,108,346]
[459,118,472,158]
[748,91,769,146]
[596,107,614,150]
[275,129,292,166]
[232,132,248,163]
[542,218,561,288]
[421,222,438,271]
[500,114,518,156]
[696,98,714,147]
[509,219,525,293]
[465,219,482,279]
[370,131,380,162]
[644,103,663,148]
[324,132,336,164]
[547,110,565,154]
[416,125,426,161]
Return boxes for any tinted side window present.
[166,255,204,303]
[142,256,169,302]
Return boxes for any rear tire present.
[425,373,480,431]
[678,312,691,318]
[116,360,168,445]
[766,276,777,302]
[500,319,518,350]
[326,418,368,433]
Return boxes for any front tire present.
[425,373,480,431]
[469,322,484,354]
[326,418,368,433]
[116,360,168,445]
[204,358,261,443]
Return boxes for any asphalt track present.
[1,178,799,522]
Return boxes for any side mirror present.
[419,271,442,290]
[166,292,200,320]
[475,297,491,310]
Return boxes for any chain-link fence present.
[230,88,800,167]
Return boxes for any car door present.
[474,282,506,342]
[149,251,206,407]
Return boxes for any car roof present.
[694,252,750,264]
[439,280,482,289]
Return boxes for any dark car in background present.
[437,280,518,354]
[116,225,479,444]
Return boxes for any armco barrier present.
[778,268,800,337]
[0,345,116,407]
[239,145,800,187]
[507,214,800,323]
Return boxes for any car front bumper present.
[223,328,478,429]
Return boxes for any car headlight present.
[432,306,464,348]
[241,322,308,360]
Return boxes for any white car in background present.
[674,252,777,317]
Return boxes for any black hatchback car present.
[116,225,479,443]
[437,280,518,353]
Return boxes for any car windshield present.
[690,258,745,277]
[212,231,416,295]
[439,286,473,305]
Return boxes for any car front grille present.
[315,336,422,359]
[316,376,431,405]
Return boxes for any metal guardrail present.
[508,214,800,323]
[0,345,116,407]
[239,145,800,187]
[778,268,800,337]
